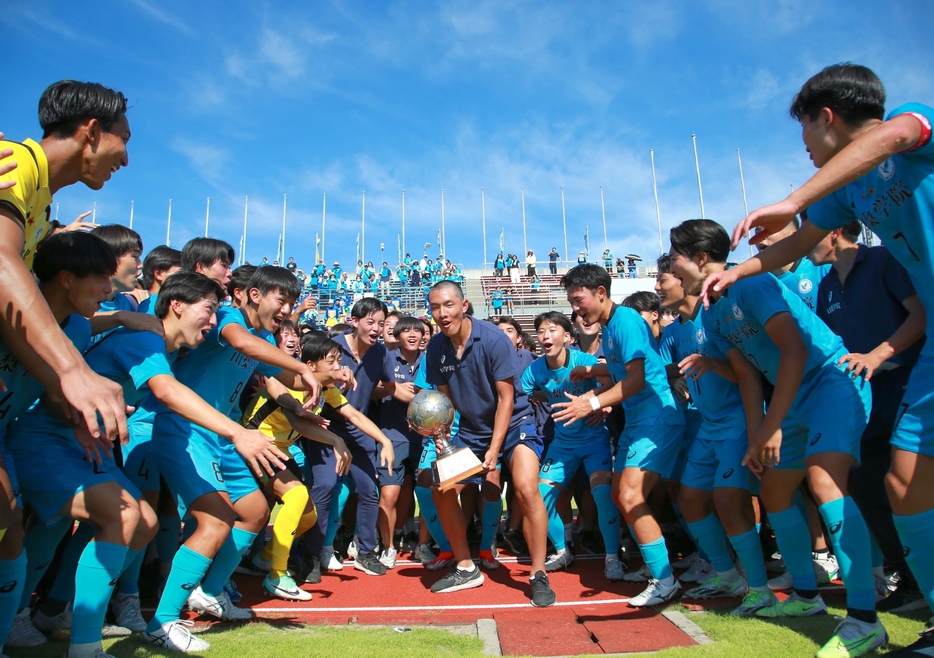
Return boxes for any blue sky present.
[3,1,932,270]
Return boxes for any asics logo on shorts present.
[722,468,734,479]
[608,517,617,525]
[903,546,911,557]
[627,450,636,460]
[809,433,822,446]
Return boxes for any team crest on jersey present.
[731,304,744,321]
[607,335,614,350]
[798,279,813,294]
[695,328,706,344]
[877,157,896,181]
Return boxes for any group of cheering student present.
[2,61,934,658]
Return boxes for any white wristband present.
[589,396,602,411]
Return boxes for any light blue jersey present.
[774,259,831,312]
[702,274,847,385]
[808,102,934,355]
[659,308,746,441]
[83,329,175,408]
[520,349,607,444]
[137,293,157,315]
[603,305,676,424]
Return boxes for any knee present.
[617,487,645,515]
[511,480,541,508]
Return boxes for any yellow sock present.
[270,486,309,579]
[296,505,318,538]
[0,528,6,544]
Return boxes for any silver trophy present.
[407,390,484,490]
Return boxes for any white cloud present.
[127,0,193,34]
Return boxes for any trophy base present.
[431,447,487,491]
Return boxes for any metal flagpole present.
[281,194,287,262]
[692,134,706,219]
[242,196,249,265]
[204,197,211,237]
[129,200,134,230]
[521,186,527,255]
[600,186,608,250]
[440,189,446,257]
[361,191,366,264]
[481,188,487,267]
[737,149,754,257]
[166,199,172,247]
[54,203,60,223]
[321,193,327,264]
[92,201,97,224]
[650,150,663,255]
[401,190,406,261]
[561,186,568,268]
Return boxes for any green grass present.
[5,605,929,658]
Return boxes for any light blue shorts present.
[153,413,259,517]
[539,437,612,488]
[891,354,934,457]
[122,417,159,492]
[614,404,685,478]
[777,364,871,470]
[680,433,751,492]
[12,435,141,526]
[417,436,438,471]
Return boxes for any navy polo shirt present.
[425,318,532,450]
[380,348,423,443]
[322,331,387,450]
[817,245,923,370]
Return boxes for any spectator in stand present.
[286,257,297,273]
[491,288,504,317]
[379,262,392,298]
[506,287,515,315]
[403,253,413,268]
[420,254,429,272]
[526,250,537,277]
[396,263,409,288]
[577,252,587,265]
[494,253,505,278]
[410,267,421,289]
[548,247,560,275]
[273,259,280,267]
[261,256,269,266]
[603,249,614,273]
[626,256,639,278]
[333,262,343,279]
[507,253,520,284]
[616,258,626,276]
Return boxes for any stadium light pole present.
[166,199,172,247]
[736,148,754,257]
[401,189,406,261]
[440,188,446,258]
[129,200,134,230]
[281,194,287,263]
[481,187,487,268]
[92,201,97,224]
[241,195,249,266]
[204,197,211,237]
[692,134,706,219]
[561,186,568,268]
[321,193,326,264]
[54,202,60,223]
[361,191,366,264]
[599,185,607,251]
[521,186,527,255]
[651,150,663,256]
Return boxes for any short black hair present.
[840,220,863,243]
[494,316,523,336]
[276,319,299,337]
[623,291,661,315]
[141,246,181,289]
[429,280,464,301]
[39,80,128,139]
[790,63,885,126]
[91,224,142,259]
[181,237,234,273]
[248,266,301,302]
[656,254,672,275]
[228,264,257,297]
[386,311,405,323]
[301,334,341,363]
[33,232,116,283]
[669,219,730,264]
[351,297,388,320]
[328,323,351,338]
[561,264,612,295]
[153,272,225,319]
[534,311,573,333]
[393,316,426,337]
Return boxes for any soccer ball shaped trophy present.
[407,390,485,490]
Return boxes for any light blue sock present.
[769,506,817,591]
[639,536,672,581]
[592,484,620,554]
[819,497,874,612]
[869,534,884,570]
[71,541,127,644]
[156,515,180,566]
[686,514,734,574]
[201,527,256,597]
[116,549,143,595]
[729,528,768,588]
[415,486,451,552]
[756,522,761,535]
[538,483,566,551]
[672,503,706,561]
[47,522,96,605]
[19,521,70,611]
[324,479,351,546]
[893,507,934,611]
[147,545,211,631]
[0,550,27,642]
[481,496,502,550]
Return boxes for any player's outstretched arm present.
[147,373,288,476]
[282,408,351,476]
[0,214,127,441]
[90,309,165,337]
[338,403,394,475]
[221,322,321,400]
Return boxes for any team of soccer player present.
[0,63,932,658]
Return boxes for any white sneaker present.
[322,546,343,571]
[346,537,359,559]
[187,586,253,621]
[679,557,714,584]
[32,606,70,634]
[66,641,115,658]
[684,574,747,599]
[7,609,48,647]
[813,551,839,583]
[622,563,652,583]
[263,575,312,602]
[767,571,794,591]
[110,592,147,632]
[628,578,681,607]
[101,624,132,638]
[142,620,211,653]
[545,548,574,572]
[379,547,397,569]
[605,556,625,582]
